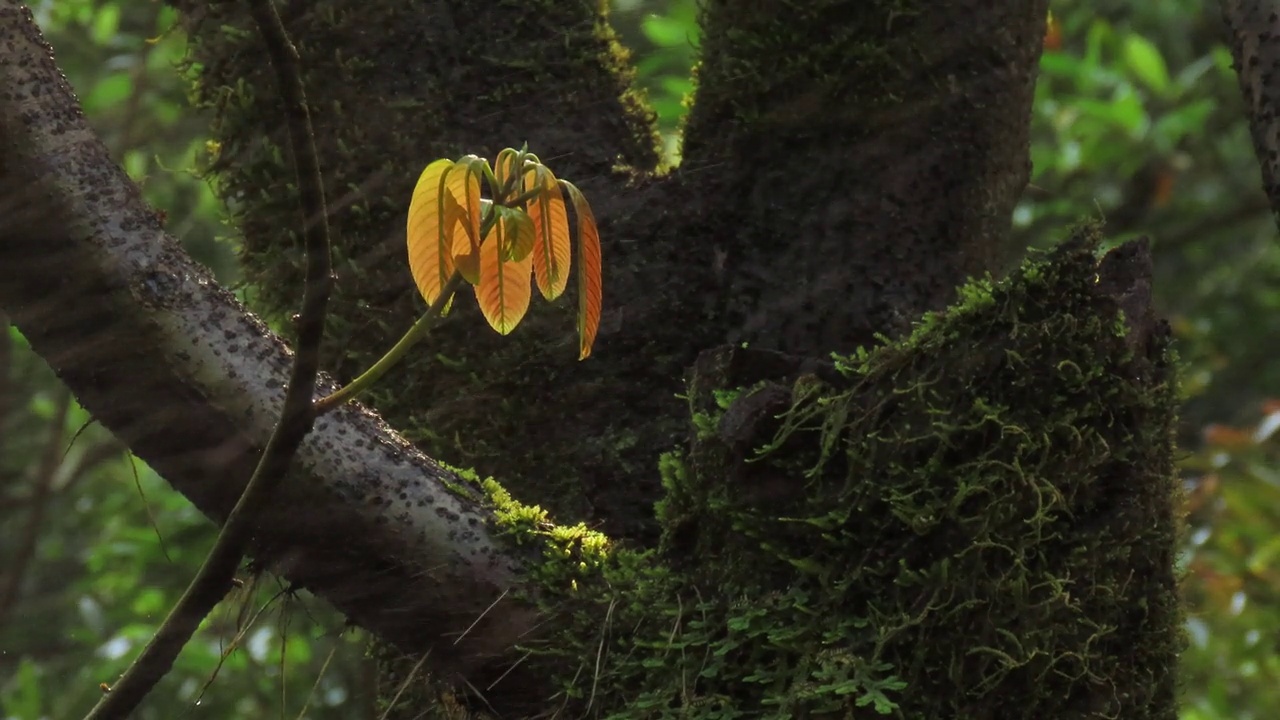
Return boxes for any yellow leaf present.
[524,166,571,300]
[445,192,480,284]
[406,159,457,305]
[562,181,601,359]
[475,218,533,334]
[445,158,484,285]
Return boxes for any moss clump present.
[442,227,1180,718]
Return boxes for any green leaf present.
[1123,34,1170,94]
[660,75,694,97]
[90,3,120,45]
[84,73,132,111]
[642,14,694,48]
[1038,51,1082,80]
[1,658,44,718]
[1151,99,1213,151]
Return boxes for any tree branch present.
[1220,0,1280,228]
[0,0,536,686]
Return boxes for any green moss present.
[659,228,1179,718]
[428,228,1180,718]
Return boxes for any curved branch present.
[0,1,535,684]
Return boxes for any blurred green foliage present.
[5,0,1280,718]
[614,0,699,162]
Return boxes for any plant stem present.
[314,270,463,414]
[315,200,504,414]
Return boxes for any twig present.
[293,642,338,720]
[82,1,333,717]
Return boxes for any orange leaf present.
[562,181,601,359]
[475,214,533,334]
[445,193,480,284]
[524,166,572,300]
[446,158,484,284]
[406,158,457,305]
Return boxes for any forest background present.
[0,0,1277,718]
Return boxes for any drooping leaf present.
[444,192,480,284]
[493,147,521,201]
[446,157,485,285]
[561,180,601,359]
[406,158,457,305]
[475,217,533,335]
[524,165,572,300]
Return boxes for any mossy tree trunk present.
[1,0,1182,717]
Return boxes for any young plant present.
[315,146,601,413]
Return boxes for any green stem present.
[314,271,463,414]
[315,187,511,415]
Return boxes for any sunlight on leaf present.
[406,158,458,305]
[524,165,572,300]
[497,205,536,263]
[562,181,601,359]
[476,217,533,334]
[446,158,483,284]
[401,147,602,355]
